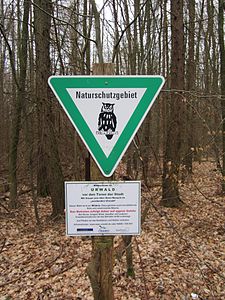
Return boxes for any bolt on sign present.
[48,76,165,177]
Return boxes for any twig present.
[49,261,78,278]
[191,176,224,208]
[0,237,6,254]
[34,242,63,273]
[18,188,32,196]
[0,201,11,213]
[0,242,64,288]
[0,277,21,288]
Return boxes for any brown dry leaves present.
[0,162,225,299]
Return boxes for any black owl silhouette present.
[98,103,117,140]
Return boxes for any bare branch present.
[0,23,20,90]
[112,0,149,63]
[30,0,97,45]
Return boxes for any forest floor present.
[0,161,225,300]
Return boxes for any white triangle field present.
[67,88,146,157]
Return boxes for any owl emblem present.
[98,103,117,140]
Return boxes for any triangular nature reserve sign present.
[48,76,165,177]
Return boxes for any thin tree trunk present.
[112,0,120,74]
[183,0,195,174]
[9,0,29,208]
[35,0,50,197]
[0,0,6,169]
[218,0,225,192]
[123,235,135,278]
[91,0,104,64]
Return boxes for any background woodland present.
[0,1,225,299]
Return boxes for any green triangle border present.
[48,76,165,177]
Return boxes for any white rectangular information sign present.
[65,181,141,236]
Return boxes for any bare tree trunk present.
[8,0,29,208]
[91,0,104,64]
[218,0,225,192]
[161,0,169,153]
[21,1,40,224]
[35,0,50,198]
[183,0,195,175]
[123,235,135,278]
[34,0,64,217]
[161,0,184,207]
[0,0,6,171]
[112,0,120,74]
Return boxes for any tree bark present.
[91,0,104,64]
[9,0,29,208]
[161,0,184,207]
[183,0,195,174]
[218,0,225,192]
[0,0,7,173]
[34,0,64,217]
